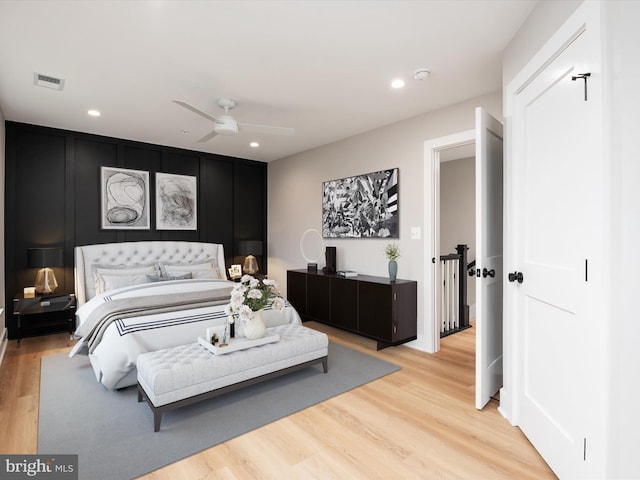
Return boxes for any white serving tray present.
[197,333,280,355]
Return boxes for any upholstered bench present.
[136,323,329,431]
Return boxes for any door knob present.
[482,268,495,278]
[508,271,524,283]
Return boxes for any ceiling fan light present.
[214,124,238,135]
[214,116,239,135]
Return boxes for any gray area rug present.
[39,342,399,480]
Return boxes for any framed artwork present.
[228,264,242,279]
[156,172,197,230]
[322,168,399,238]
[101,166,150,230]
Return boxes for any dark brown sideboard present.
[286,269,417,349]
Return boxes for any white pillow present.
[95,272,151,294]
[164,271,193,280]
[93,263,159,276]
[93,263,159,294]
[147,272,193,282]
[160,259,221,280]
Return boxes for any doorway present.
[423,108,504,410]
[439,144,477,334]
[422,129,475,354]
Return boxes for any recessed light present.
[250,142,259,148]
[180,129,189,134]
[87,109,101,117]
[391,79,405,89]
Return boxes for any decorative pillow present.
[95,272,151,294]
[163,272,193,281]
[146,272,193,282]
[159,259,221,280]
[93,263,159,294]
[93,263,159,274]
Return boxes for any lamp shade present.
[28,247,64,268]
[237,240,263,256]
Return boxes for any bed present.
[69,241,301,390]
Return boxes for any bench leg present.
[322,357,328,373]
[138,383,163,431]
[154,412,162,432]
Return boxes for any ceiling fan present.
[173,97,295,142]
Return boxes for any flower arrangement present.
[385,242,400,261]
[224,275,286,327]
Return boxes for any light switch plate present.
[410,227,421,240]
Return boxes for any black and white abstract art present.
[101,166,150,230]
[156,172,197,230]
[322,168,399,238]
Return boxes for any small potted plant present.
[385,243,400,282]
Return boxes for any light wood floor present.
[0,324,556,479]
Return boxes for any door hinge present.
[585,259,588,282]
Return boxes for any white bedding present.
[70,279,302,389]
[71,241,301,390]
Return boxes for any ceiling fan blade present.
[173,100,218,123]
[197,130,218,143]
[239,122,295,136]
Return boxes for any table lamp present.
[238,240,263,275]
[28,247,63,294]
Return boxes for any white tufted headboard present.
[74,241,226,306]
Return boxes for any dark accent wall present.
[4,121,267,339]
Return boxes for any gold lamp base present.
[243,255,259,275]
[34,267,58,294]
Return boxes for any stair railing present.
[439,244,471,337]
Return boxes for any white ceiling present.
[0,0,536,162]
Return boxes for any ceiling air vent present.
[34,72,65,90]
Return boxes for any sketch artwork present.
[322,168,399,238]
[156,172,197,230]
[101,167,150,230]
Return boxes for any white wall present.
[502,0,582,89]
[440,156,476,308]
[268,91,501,344]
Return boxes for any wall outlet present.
[411,227,421,240]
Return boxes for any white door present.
[475,107,503,409]
[511,6,603,477]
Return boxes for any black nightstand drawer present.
[13,293,76,344]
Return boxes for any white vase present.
[243,309,266,339]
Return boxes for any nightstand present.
[13,292,76,345]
